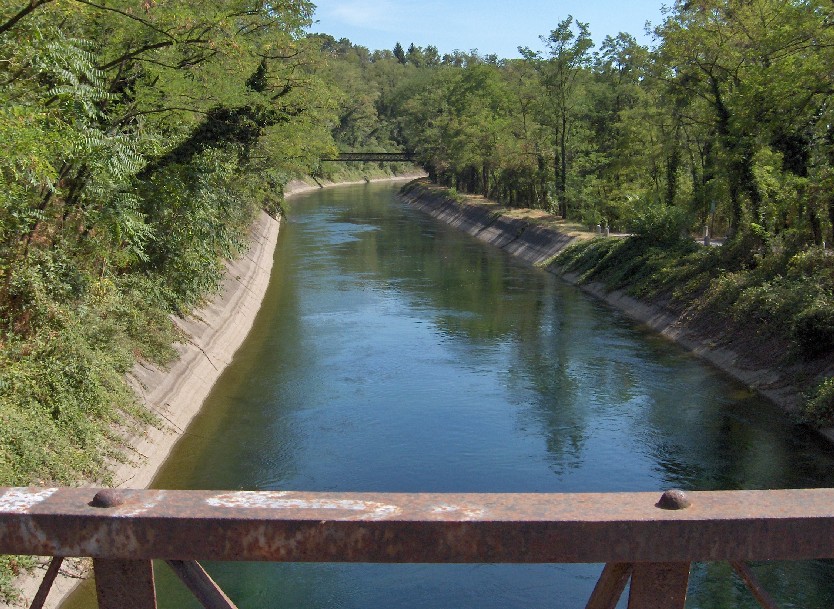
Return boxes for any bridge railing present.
[3,486,830,609]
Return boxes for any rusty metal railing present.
[3,487,832,609]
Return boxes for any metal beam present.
[165,561,238,609]
[585,563,633,609]
[93,559,157,609]
[627,562,690,609]
[2,488,834,563]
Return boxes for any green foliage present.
[446,187,462,202]
[803,377,834,427]
[558,232,834,422]
[793,304,834,359]
[0,0,339,591]
[627,202,693,246]
[0,0,406,512]
[385,0,834,257]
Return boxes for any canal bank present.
[8,173,424,609]
[399,179,832,439]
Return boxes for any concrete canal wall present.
[401,184,574,265]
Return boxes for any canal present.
[68,181,834,608]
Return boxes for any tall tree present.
[657,0,834,240]
[393,41,407,64]
[520,16,593,217]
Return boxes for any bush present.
[803,377,834,426]
[793,302,834,359]
[627,203,693,246]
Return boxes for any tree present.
[520,16,594,217]
[393,42,407,64]
[0,0,340,501]
[656,0,834,241]
[423,45,441,67]
[407,43,425,67]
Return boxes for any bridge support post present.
[627,562,689,609]
[94,559,157,609]
[166,560,239,609]
[586,562,633,609]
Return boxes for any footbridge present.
[1,486,827,609]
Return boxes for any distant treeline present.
[358,3,833,248]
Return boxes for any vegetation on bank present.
[0,0,430,593]
[383,1,834,427]
[556,230,834,426]
[393,4,834,249]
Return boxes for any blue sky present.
[308,1,669,59]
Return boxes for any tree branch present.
[0,0,55,35]
[99,40,174,70]
[70,0,176,40]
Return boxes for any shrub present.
[627,203,693,246]
[803,377,834,427]
[793,302,834,359]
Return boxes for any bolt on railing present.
[2,486,830,609]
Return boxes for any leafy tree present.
[520,16,594,217]
[656,0,834,241]
[0,0,339,514]
[407,43,425,67]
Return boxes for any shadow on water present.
[65,182,834,609]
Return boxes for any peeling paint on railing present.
[205,491,402,520]
[0,488,57,513]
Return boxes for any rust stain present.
[3,487,834,564]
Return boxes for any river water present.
[67,182,834,608]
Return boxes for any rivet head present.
[656,489,691,510]
[91,489,124,508]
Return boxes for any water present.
[66,182,834,608]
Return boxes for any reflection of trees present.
[635,359,834,491]
[332,202,546,342]
[145,185,834,609]
[324,185,834,496]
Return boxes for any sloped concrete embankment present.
[400,187,574,265]
[9,211,281,609]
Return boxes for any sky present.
[308,1,670,59]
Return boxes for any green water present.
[67,182,834,608]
